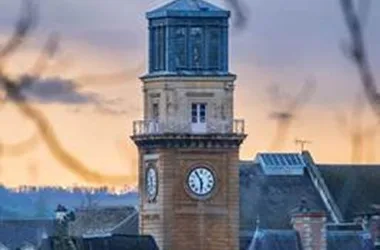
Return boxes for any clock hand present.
[195,171,203,192]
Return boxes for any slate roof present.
[327,231,374,250]
[112,211,139,236]
[326,223,364,231]
[317,164,380,221]
[146,0,229,18]
[240,234,255,250]
[69,206,138,237]
[239,161,329,231]
[41,235,159,250]
[247,229,303,250]
[244,229,374,250]
[81,235,159,250]
[0,219,53,249]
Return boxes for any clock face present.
[145,166,158,202]
[187,166,216,197]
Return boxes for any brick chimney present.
[357,214,380,248]
[368,216,380,248]
[291,211,327,250]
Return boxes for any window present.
[152,27,158,70]
[152,103,159,120]
[158,27,166,70]
[174,27,187,68]
[192,104,198,123]
[200,104,206,123]
[189,27,204,68]
[152,26,166,71]
[191,103,207,123]
[207,28,220,69]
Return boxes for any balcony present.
[132,119,245,136]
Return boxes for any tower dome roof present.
[146,0,230,19]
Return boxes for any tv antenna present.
[294,138,312,152]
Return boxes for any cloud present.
[10,76,141,116]
[19,76,96,104]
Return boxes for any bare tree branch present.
[332,94,379,163]
[28,32,60,78]
[0,0,138,186]
[268,80,316,151]
[13,89,136,185]
[358,0,372,29]
[340,0,380,119]
[362,123,379,162]
[287,79,316,115]
[224,0,248,30]
[0,134,39,157]
[45,54,75,76]
[0,0,37,64]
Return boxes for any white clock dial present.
[146,167,157,201]
[187,167,215,197]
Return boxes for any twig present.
[28,32,60,78]
[224,0,248,29]
[0,0,137,186]
[9,78,136,184]
[0,0,37,64]
[0,134,39,157]
[268,80,316,151]
[340,0,380,119]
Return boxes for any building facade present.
[131,0,246,249]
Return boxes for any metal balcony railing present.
[132,119,245,136]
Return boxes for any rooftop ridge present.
[303,152,344,223]
[74,205,135,211]
[317,163,380,167]
[146,0,229,18]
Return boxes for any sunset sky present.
[0,0,379,188]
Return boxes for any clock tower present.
[131,0,246,249]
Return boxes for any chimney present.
[369,216,380,248]
[291,211,327,250]
[360,214,380,249]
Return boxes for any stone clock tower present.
[131,0,246,249]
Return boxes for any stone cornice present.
[140,74,237,83]
[131,133,246,149]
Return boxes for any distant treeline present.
[0,185,138,220]
[4,184,136,195]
